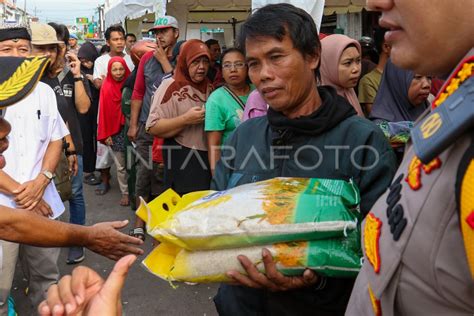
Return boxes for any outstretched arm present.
[0,206,144,260]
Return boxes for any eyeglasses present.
[222,62,246,70]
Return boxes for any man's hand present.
[13,176,49,209]
[38,254,136,316]
[30,199,53,217]
[66,52,81,78]
[153,41,169,64]
[67,154,78,177]
[85,220,144,261]
[227,248,318,292]
[127,124,138,142]
[183,107,205,125]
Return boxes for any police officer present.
[346,0,474,315]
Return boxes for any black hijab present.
[78,42,99,75]
[370,59,428,122]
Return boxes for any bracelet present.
[65,150,77,157]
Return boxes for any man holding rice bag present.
[211,3,398,316]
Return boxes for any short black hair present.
[238,3,321,76]
[125,33,136,40]
[205,39,219,48]
[48,22,69,46]
[105,25,125,41]
[220,47,244,65]
[374,28,388,55]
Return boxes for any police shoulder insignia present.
[406,156,442,190]
[456,143,474,278]
[364,213,382,273]
[0,56,50,108]
[368,284,382,316]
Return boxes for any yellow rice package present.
[142,228,362,283]
[136,177,360,250]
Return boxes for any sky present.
[16,0,103,25]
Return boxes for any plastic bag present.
[142,228,362,283]
[136,177,360,250]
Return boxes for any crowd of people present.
[0,0,472,315]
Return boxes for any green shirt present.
[205,85,255,145]
[358,68,382,104]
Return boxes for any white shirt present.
[0,82,70,219]
[93,52,135,80]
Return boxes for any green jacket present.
[212,90,397,216]
[211,87,398,314]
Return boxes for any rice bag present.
[136,177,360,250]
[142,228,362,283]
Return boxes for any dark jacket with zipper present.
[212,86,397,316]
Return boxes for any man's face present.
[107,31,125,54]
[367,0,474,75]
[0,117,11,169]
[68,38,77,48]
[125,35,136,51]
[31,44,58,66]
[0,39,31,57]
[154,28,178,50]
[245,34,319,115]
[209,43,221,63]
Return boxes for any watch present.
[74,75,84,82]
[41,170,55,182]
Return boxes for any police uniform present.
[346,49,474,315]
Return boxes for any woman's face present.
[408,74,431,106]
[338,46,361,89]
[110,62,125,81]
[80,58,94,69]
[222,51,248,87]
[188,56,210,84]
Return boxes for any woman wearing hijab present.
[97,56,131,205]
[146,39,213,195]
[77,41,101,185]
[320,34,364,116]
[205,47,255,175]
[370,59,431,163]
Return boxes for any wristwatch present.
[41,170,55,182]
[74,75,84,82]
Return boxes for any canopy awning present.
[105,0,157,28]
[324,0,366,15]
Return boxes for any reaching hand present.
[38,255,137,316]
[227,248,318,292]
[85,220,144,261]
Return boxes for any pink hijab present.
[320,34,364,117]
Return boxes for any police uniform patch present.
[433,61,473,108]
[368,284,382,316]
[364,213,382,273]
[0,56,50,108]
[406,156,442,190]
[456,142,474,278]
